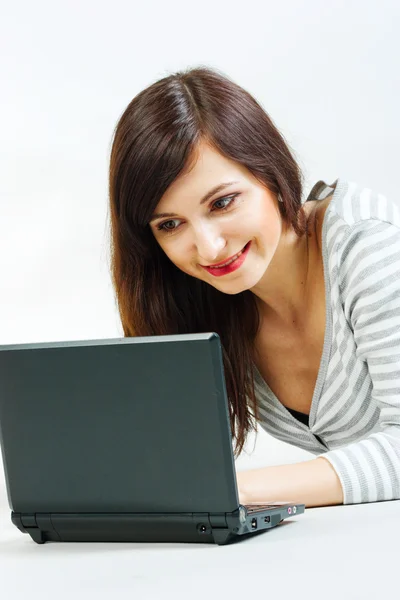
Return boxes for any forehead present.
[159,141,248,206]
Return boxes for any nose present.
[194,227,226,265]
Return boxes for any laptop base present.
[12,505,304,545]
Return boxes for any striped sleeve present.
[321,218,400,504]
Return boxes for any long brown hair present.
[108,65,307,457]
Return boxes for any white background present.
[0,0,399,472]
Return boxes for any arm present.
[236,457,344,508]
[238,218,400,507]
[320,219,400,504]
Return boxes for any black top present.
[286,407,328,447]
[286,406,310,427]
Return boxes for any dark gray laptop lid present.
[0,333,240,515]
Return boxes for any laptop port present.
[264,516,270,523]
[251,518,257,529]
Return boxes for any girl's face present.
[149,141,284,295]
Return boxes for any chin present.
[213,280,252,295]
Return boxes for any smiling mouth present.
[203,242,250,268]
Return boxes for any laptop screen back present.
[0,333,239,514]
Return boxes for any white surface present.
[1,432,399,600]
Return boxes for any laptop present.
[0,332,304,545]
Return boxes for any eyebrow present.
[149,181,240,223]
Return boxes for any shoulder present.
[331,183,400,305]
[314,178,400,263]
[327,178,400,230]
[311,179,400,310]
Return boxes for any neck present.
[251,204,317,329]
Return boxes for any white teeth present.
[211,248,243,268]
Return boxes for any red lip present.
[203,242,249,268]
[200,241,251,276]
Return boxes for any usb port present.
[251,518,257,529]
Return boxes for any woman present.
[108,66,400,508]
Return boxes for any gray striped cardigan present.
[254,177,400,504]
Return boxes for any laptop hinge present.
[12,512,58,544]
[209,513,228,529]
[21,513,37,529]
[11,512,28,534]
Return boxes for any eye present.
[156,193,240,235]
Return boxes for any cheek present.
[162,245,193,272]
[258,207,281,240]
